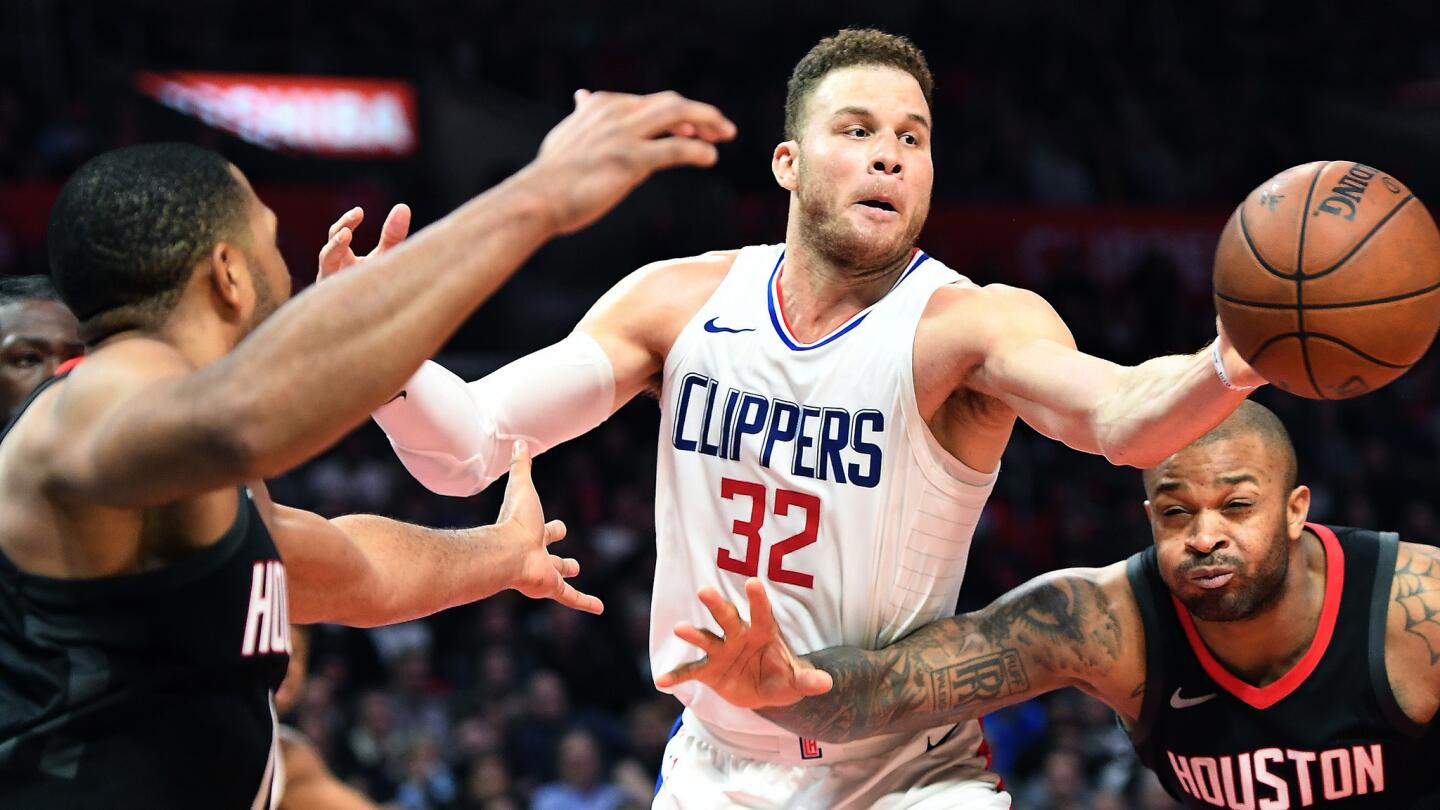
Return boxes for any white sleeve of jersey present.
[371,331,616,496]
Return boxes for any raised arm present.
[368,251,734,496]
[957,285,1264,468]
[659,565,1143,743]
[49,92,736,507]
[269,444,602,628]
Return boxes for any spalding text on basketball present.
[1314,164,1379,221]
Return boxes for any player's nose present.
[1186,511,1230,554]
[868,133,902,177]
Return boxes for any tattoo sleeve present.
[757,571,1125,742]
[1393,544,1440,665]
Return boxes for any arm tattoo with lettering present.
[1393,544,1440,665]
[758,573,1125,742]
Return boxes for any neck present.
[779,214,914,342]
[1189,528,1328,686]
[91,307,235,370]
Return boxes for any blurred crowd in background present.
[5,1,1440,807]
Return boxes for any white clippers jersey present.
[652,244,999,737]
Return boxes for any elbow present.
[1096,427,1167,470]
[201,415,268,480]
[1101,444,1164,470]
[418,471,489,498]
[392,446,496,497]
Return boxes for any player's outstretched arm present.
[367,251,735,497]
[269,443,601,627]
[659,565,1140,743]
[959,286,1265,468]
[48,91,735,507]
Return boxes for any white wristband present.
[1211,341,1257,392]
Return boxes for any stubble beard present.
[794,174,925,280]
[1176,525,1291,623]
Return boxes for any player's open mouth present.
[1189,569,1234,590]
[854,198,899,219]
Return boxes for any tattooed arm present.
[1385,541,1440,726]
[659,564,1145,743]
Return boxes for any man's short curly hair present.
[48,143,249,340]
[784,29,934,141]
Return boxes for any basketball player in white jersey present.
[332,30,1265,808]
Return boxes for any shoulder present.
[590,249,740,310]
[50,339,192,414]
[1388,541,1440,629]
[1390,540,1440,608]
[1384,541,1440,723]
[16,339,191,457]
[921,282,1075,353]
[577,248,742,354]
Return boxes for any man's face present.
[230,167,291,334]
[1145,434,1308,622]
[782,65,933,272]
[0,299,82,418]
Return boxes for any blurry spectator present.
[508,670,571,784]
[393,735,458,810]
[456,755,516,810]
[342,691,404,798]
[1019,749,1092,810]
[530,730,625,810]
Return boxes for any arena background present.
[4,2,1440,807]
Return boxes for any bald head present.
[1143,401,1297,495]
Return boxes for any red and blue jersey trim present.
[766,248,929,352]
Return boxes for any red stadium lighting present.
[136,71,418,158]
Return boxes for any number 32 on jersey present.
[715,477,819,588]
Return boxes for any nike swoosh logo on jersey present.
[703,317,755,334]
[925,722,961,751]
[1169,688,1218,709]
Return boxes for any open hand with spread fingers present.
[317,202,413,283]
[496,441,604,615]
[656,578,832,708]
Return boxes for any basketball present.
[1213,161,1440,399]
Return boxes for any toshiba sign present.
[137,72,418,157]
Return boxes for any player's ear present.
[204,240,250,322]
[772,140,799,192]
[1286,485,1311,540]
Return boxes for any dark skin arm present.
[44,91,736,508]
[1385,541,1440,725]
[658,564,1145,744]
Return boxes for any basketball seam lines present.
[1302,195,1415,281]
[1295,161,1330,399]
[1215,279,1440,310]
[1237,205,1300,281]
[1244,332,1414,370]
[1305,333,1413,369]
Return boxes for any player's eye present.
[901,132,919,145]
[1162,506,1188,517]
[13,352,42,368]
[844,126,868,138]
[1225,501,1252,511]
